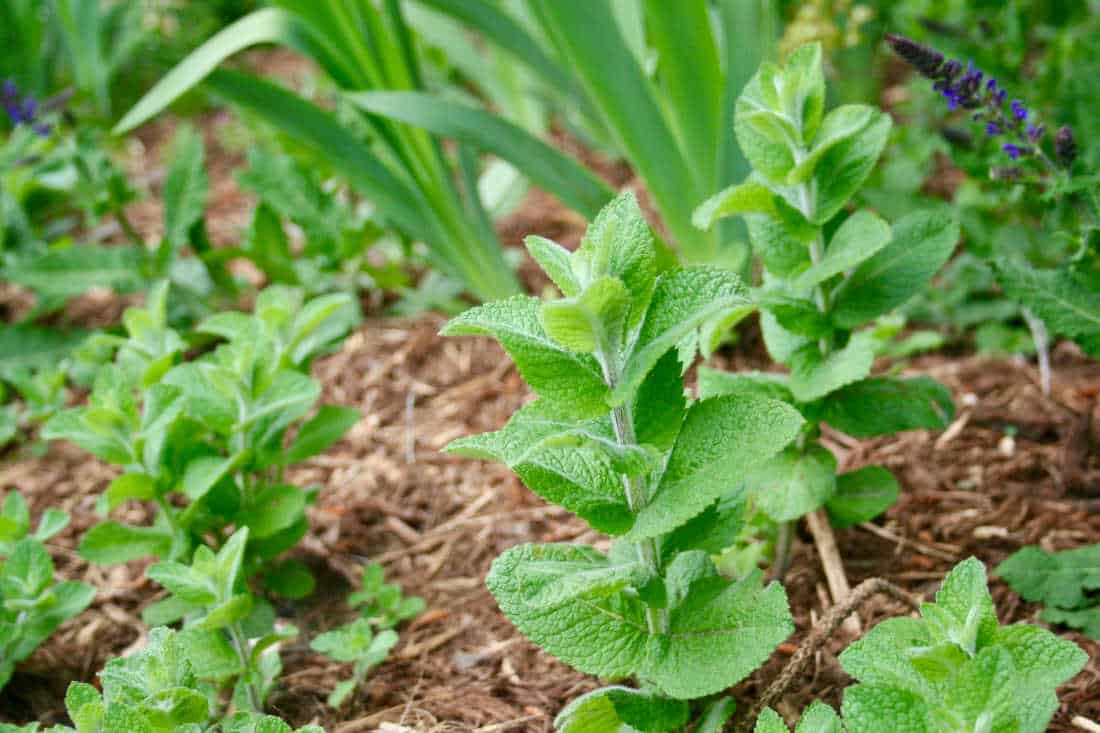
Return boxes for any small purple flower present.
[1011,100,1028,121]
[1003,143,1029,160]
[1027,124,1045,143]
[986,121,1001,137]
[1,79,54,138]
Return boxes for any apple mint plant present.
[694,43,958,572]
[309,563,422,708]
[997,542,1100,640]
[751,558,1086,733]
[0,491,95,692]
[43,285,361,598]
[3,626,323,733]
[444,192,806,728]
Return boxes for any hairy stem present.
[733,578,922,732]
[610,402,668,634]
[228,623,262,713]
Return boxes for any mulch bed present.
[2,52,1098,731]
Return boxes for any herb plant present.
[694,43,958,572]
[309,562,423,708]
[0,491,95,691]
[760,558,1086,733]
[997,543,1100,641]
[885,34,1100,394]
[444,192,807,729]
[43,284,361,598]
[145,528,295,713]
[1,626,323,732]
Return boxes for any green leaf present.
[487,544,792,699]
[692,181,777,231]
[104,473,157,512]
[79,522,172,564]
[1040,606,1100,639]
[826,466,899,528]
[750,445,837,523]
[146,561,216,605]
[993,624,1086,702]
[820,376,954,438]
[525,236,580,297]
[631,349,687,452]
[832,211,959,328]
[554,685,690,733]
[541,276,630,354]
[794,210,891,290]
[786,105,874,185]
[236,485,307,540]
[996,544,1100,610]
[928,557,998,654]
[796,701,842,733]
[697,368,794,403]
[809,111,891,225]
[788,331,876,403]
[754,708,790,733]
[161,126,207,251]
[347,91,613,220]
[0,326,87,374]
[263,560,315,600]
[284,406,360,465]
[628,395,804,540]
[442,296,610,418]
[114,8,304,133]
[4,244,148,302]
[181,455,235,502]
[995,263,1100,339]
[841,685,931,733]
[612,267,752,406]
[42,408,133,464]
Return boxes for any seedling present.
[310,563,422,708]
[444,192,805,729]
[43,285,361,598]
[0,492,94,691]
[694,43,957,580]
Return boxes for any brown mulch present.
[2,51,1099,733]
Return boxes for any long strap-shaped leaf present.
[348,91,614,219]
[526,0,710,263]
[114,8,324,134]
[204,70,518,300]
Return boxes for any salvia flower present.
[886,34,1071,170]
[1,79,52,137]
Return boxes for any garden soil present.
[1,52,1098,733]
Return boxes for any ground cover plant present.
[0,491,93,693]
[42,284,361,599]
[754,558,1087,733]
[694,43,957,590]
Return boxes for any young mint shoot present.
[694,43,958,572]
[0,492,94,693]
[43,284,361,599]
[444,192,806,729]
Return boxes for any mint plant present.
[310,562,423,708]
[694,43,957,572]
[444,193,806,728]
[0,491,95,691]
[752,558,1086,733]
[43,285,361,598]
[3,626,323,732]
[998,543,1100,640]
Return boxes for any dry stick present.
[805,508,861,636]
[734,577,922,733]
[1073,716,1100,733]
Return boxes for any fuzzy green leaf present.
[809,111,891,225]
[794,210,891,290]
[788,332,876,403]
[825,466,899,528]
[442,296,610,418]
[995,263,1100,339]
[526,236,580,297]
[832,211,959,328]
[555,686,690,733]
[750,445,837,523]
[612,267,752,406]
[997,543,1100,610]
[628,395,803,540]
[541,276,631,354]
[820,376,954,438]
